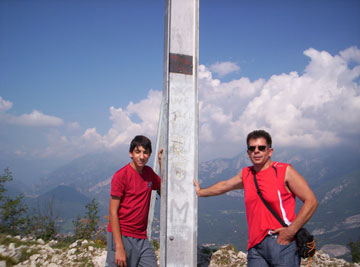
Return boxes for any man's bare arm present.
[273,165,318,244]
[109,196,127,267]
[194,172,243,197]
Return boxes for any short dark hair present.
[129,135,152,153]
[246,130,272,148]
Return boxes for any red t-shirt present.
[107,163,161,239]
[243,162,297,250]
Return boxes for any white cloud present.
[36,90,162,159]
[198,47,360,157]
[209,61,240,77]
[102,89,161,148]
[10,47,360,161]
[67,122,81,131]
[9,110,64,127]
[0,96,13,112]
[0,97,64,127]
[339,46,360,63]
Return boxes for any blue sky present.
[1,0,360,172]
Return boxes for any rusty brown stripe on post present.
[169,53,193,75]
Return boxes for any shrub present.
[349,236,360,263]
[0,168,29,235]
[73,198,100,240]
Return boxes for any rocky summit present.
[198,244,360,267]
[0,235,106,267]
[0,236,359,267]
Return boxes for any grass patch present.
[0,234,42,266]
[93,239,106,248]
[0,254,17,267]
[222,244,239,253]
[51,241,70,250]
[0,235,23,247]
[0,234,105,266]
[74,256,95,267]
[152,239,159,251]
[0,234,38,248]
[18,247,40,263]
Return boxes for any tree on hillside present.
[349,236,360,263]
[0,168,59,239]
[0,168,28,235]
[0,168,12,202]
[73,198,100,240]
[27,197,58,241]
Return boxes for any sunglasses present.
[248,145,268,152]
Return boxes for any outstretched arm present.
[273,165,318,244]
[194,172,243,197]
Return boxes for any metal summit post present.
[154,0,199,266]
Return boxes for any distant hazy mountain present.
[33,152,126,193]
[27,151,130,216]
[35,185,90,204]
[0,155,68,187]
[17,146,360,260]
[24,185,92,233]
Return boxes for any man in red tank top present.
[194,130,317,267]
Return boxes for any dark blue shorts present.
[247,234,300,267]
[106,231,157,267]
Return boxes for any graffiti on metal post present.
[170,166,186,192]
[170,199,189,223]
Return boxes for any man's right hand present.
[115,247,127,267]
[193,179,201,196]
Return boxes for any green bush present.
[0,168,28,235]
[0,168,11,202]
[27,213,57,241]
[26,197,59,241]
[349,236,360,263]
[73,198,100,240]
[0,168,58,240]
[152,239,160,251]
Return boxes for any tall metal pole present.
[160,0,199,266]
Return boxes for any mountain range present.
[3,146,360,261]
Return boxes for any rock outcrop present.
[0,235,106,267]
[0,236,359,267]
[197,244,360,267]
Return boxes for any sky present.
[1,0,360,175]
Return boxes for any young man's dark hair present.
[129,135,152,153]
[246,130,272,148]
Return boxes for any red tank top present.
[242,162,296,250]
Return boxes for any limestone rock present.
[0,234,358,267]
[37,239,45,245]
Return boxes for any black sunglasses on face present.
[248,145,267,152]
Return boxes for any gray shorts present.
[106,231,158,267]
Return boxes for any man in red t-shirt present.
[194,130,318,267]
[106,135,162,267]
